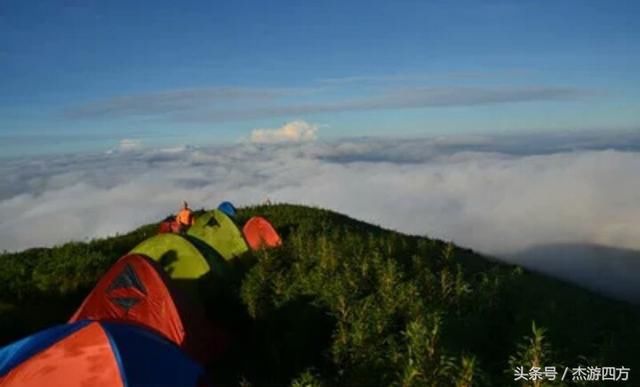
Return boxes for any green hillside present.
[1,204,639,386]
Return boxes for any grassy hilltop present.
[1,204,639,386]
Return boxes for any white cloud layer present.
[250,121,318,143]
[1,130,639,302]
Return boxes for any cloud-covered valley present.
[1,127,639,302]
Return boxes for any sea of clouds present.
[1,123,639,302]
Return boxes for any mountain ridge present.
[1,203,638,386]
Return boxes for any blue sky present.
[1,0,639,156]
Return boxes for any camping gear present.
[130,234,211,280]
[69,254,225,363]
[129,233,224,299]
[243,216,282,251]
[217,201,237,218]
[0,320,207,387]
[158,216,181,234]
[187,210,248,260]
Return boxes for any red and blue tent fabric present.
[242,216,282,251]
[69,254,226,364]
[217,201,237,218]
[0,320,207,387]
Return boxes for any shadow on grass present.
[211,296,336,386]
[0,289,87,346]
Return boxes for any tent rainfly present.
[243,216,282,251]
[130,233,211,280]
[0,320,207,387]
[187,210,248,260]
[69,254,226,363]
[217,201,237,218]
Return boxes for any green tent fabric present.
[130,233,210,280]
[188,209,248,260]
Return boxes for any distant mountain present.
[513,243,640,305]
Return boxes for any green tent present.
[188,209,248,260]
[130,233,210,280]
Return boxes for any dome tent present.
[0,320,207,387]
[217,201,237,218]
[129,233,228,299]
[69,254,225,363]
[243,216,282,251]
[187,210,248,260]
[158,216,181,234]
[130,233,211,280]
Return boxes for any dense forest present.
[1,204,638,386]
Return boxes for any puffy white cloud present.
[250,121,318,144]
[1,130,640,302]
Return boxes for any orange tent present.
[242,216,282,251]
[0,321,207,387]
[69,254,225,363]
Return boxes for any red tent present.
[242,216,282,251]
[69,254,225,363]
[158,217,182,234]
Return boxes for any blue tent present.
[217,201,237,218]
[0,320,207,387]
